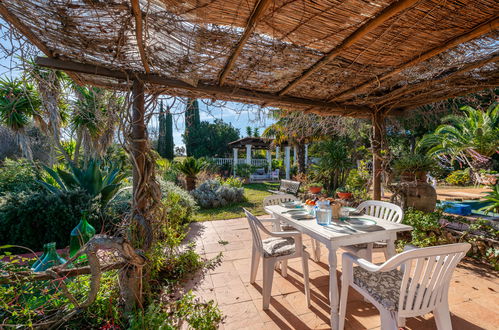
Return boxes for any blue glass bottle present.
[33,242,67,272]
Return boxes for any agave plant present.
[176,157,206,191]
[40,159,125,208]
[479,184,499,214]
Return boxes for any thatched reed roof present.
[0,0,497,117]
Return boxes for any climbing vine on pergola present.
[0,0,497,310]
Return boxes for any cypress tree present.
[185,98,200,156]
[157,101,175,160]
[157,101,167,158]
[165,107,174,160]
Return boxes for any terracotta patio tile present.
[203,242,226,254]
[210,270,242,288]
[254,296,313,329]
[450,299,499,329]
[222,248,250,261]
[219,300,265,330]
[222,240,247,251]
[244,279,282,300]
[214,281,252,306]
[197,273,214,290]
[283,290,329,317]
[341,300,380,330]
[209,260,237,275]
[273,272,304,295]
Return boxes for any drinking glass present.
[316,207,332,226]
[340,207,349,221]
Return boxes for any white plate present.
[281,201,301,208]
[345,218,377,229]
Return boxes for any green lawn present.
[193,182,279,221]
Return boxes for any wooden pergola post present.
[372,110,385,200]
[131,79,147,214]
[119,79,149,311]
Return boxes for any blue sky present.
[0,41,274,148]
[150,99,274,147]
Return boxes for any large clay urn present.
[404,182,437,212]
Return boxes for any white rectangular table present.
[264,204,412,329]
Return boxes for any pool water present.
[438,200,498,218]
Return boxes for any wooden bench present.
[268,179,301,196]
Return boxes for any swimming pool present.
[438,200,498,218]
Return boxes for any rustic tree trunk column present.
[120,79,151,311]
[372,110,385,200]
[132,79,148,217]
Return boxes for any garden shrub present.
[235,163,254,178]
[445,168,471,185]
[222,176,244,188]
[128,292,222,330]
[345,168,370,191]
[0,189,94,251]
[401,208,447,247]
[160,179,198,225]
[190,179,244,209]
[0,158,43,195]
[0,262,122,329]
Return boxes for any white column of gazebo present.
[230,137,291,180]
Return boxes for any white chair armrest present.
[342,252,382,272]
[403,244,419,252]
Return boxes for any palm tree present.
[176,157,206,191]
[417,105,499,171]
[0,77,41,160]
[71,85,122,164]
[263,110,324,173]
[25,60,72,164]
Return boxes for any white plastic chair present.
[343,200,404,262]
[244,208,310,310]
[339,243,471,330]
[263,194,321,270]
[263,194,299,231]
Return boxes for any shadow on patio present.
[186,217,498,330]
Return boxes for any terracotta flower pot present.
[400,171,427,182]
[309,186,322,194]
[337,192,352,200]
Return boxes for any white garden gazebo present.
[228,137,304,180]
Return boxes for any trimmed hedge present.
[0,190,93,251]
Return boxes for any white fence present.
[211,158,268,167]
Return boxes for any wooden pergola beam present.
[35,56,372,116]
[218,0,272,86]
[377,54,499,106]
[131,0,150,73]
[331,17,499,101]
[398,84,499,110]
[0,2,52,56]
[278,0,419,96]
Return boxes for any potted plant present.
[336,186,352,200]
[390,153,438,212]
[308,183,323,194]
[235,163,255,183]
[393,153,436,182]
[176,157,207,191]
